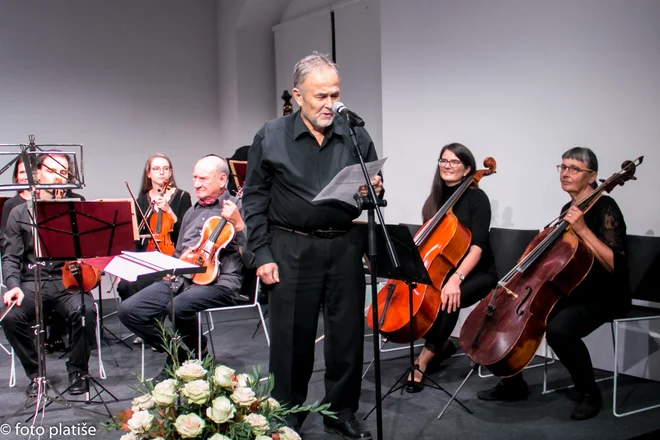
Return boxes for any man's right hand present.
[257,263,280,285]
[3,287,24,307]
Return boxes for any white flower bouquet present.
[108,327,331,439]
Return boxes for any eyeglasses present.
[556,164,595,175]
[151,166,171,173]
[438,159,462,168]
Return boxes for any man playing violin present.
[477,147,630,421]
[2,152,96,397]
[118,155,253,383]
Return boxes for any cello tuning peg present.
[599,179,605,183]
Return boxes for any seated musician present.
[408,143,497,392]
[117,154,192,302]
[118,155,253,383]
[2,152,96,397]
[477,147,630,421]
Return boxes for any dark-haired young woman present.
[407,143,497,392]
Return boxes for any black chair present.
[488,227,539,279]
[612,234,660,416]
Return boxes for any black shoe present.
[571,389,602,420]
[151,347,188,384]
[566,387,585,402]
[323,419,372,440]
[477,380,529,402]
[68,371,89,395]
[26,378,39,397]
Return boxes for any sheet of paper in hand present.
[312,158,386,206]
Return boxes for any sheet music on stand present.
[312,158,386,207]
[90,251,204,283]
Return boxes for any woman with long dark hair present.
[407,143,497,392]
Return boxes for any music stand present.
[357,224,472,418]
[34,199,137,417]
[228,160,247,191]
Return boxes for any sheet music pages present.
[103,251,198,282]
[312,158,387,206]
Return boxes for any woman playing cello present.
[407,143,497,392]
[117,154,192,302]
[476,147,631,421]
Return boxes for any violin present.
[459,157,643,377]
[62,260,102,294]
[179,194,240,285]
[145,179,176,256]
[366,158,497,343]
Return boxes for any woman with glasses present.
[117,154,192,302]
[407,143,497,392]
[477,147,630,421]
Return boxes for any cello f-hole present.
[515,286,533,316]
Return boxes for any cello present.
[366,158,497,343]
[459,157,643,377]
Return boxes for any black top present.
[561,195,630,307]
[438,184,496,277]
[2,192,85,290]
[244,110,379,267]
[174,191,254,292]
[135,188,192,251]
[0,191,85,254]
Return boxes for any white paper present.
[312,158,387,205]
[102,251,199,282]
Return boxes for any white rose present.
[230,386,257,407]
[278,426,302,440]
[153,438,165,440]
[209,434,232,440]
[151,379,178,406]
[235,373,250,387]
[244,413,269,436]
[131,393,156,412]
[120,433,139,440]
[126,410,154,433]
[182,379,211,405]
[213,365,235,388]
[259,397,281,411]
[175,360,208,382]
[255,436,273,440]
[174,413,206,438]
[206,395,236,424]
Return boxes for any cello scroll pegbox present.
[483,157,497,174]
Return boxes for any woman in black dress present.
[477,147,630,421]
[407,143,497,392]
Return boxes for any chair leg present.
[256,304,270,347]
[94,303,107,380]
[206,312,216,359]
[9,348,16,387]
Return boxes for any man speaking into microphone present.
[243,52,382,439]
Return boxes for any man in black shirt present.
[2,153,95,397]
[118,155,253,382]
[243,52,382,440]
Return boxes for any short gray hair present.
[293,51,340,90]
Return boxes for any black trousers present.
[116,277,156,301]
[509,295,621,392]
[268,227,366,422]
[118,280,236,354]
[423,271,497,352]
[2,281,96,379]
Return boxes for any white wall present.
[0,0,221,200]
[380,0,660,236]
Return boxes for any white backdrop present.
[380,0,660,235]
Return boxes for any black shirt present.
[560,195,630,307]
[243,111,379,267]
[1,194,28,253]
[437,184,496,276]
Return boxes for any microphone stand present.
[344,115,398,440]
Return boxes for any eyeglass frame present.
[438,158,463,168]
[151,166,172,173]
[556,164,595,175]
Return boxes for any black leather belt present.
[273,225,349,239]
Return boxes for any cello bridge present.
[503,286,518,299]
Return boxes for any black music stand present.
[357,224,472,418]
[34,199,137,417]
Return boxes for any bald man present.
[119,155,254,382]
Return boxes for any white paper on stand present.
[103,251,200,282]
[312,158,387,206]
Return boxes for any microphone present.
[332,102,365,127]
